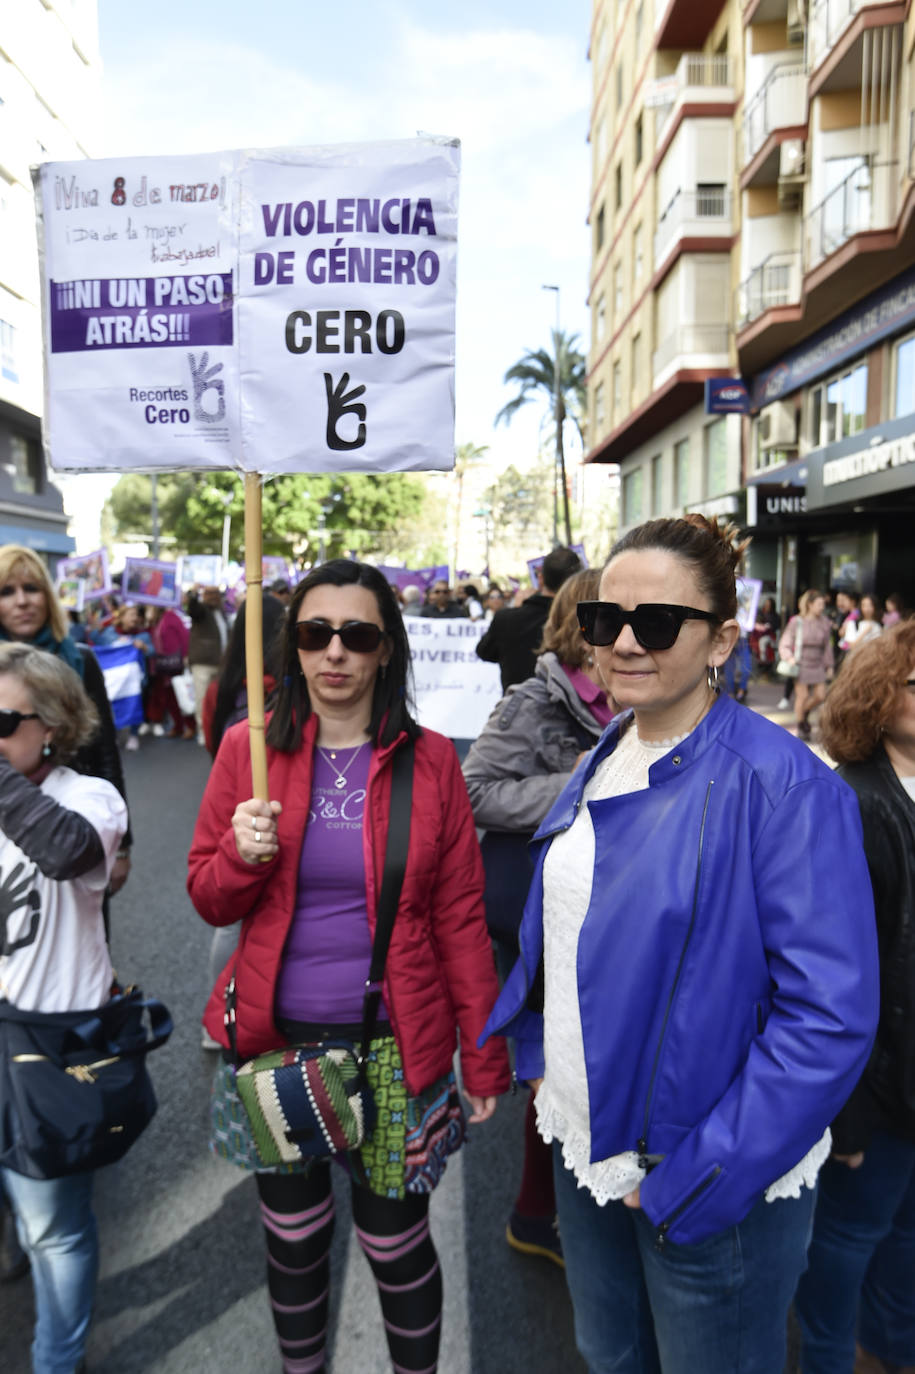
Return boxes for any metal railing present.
[737,251,803,327]
[652,324,730,380]
[654,188,732,264]
[655,54,734,133]
[805,160,898,267]
[809,0,862,69]
[742,63,808,166]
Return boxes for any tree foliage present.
[103,469,432,566]
[495,330,587,442]
[482,458,555,568]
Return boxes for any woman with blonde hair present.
[796,621,915,1374]
[778,588,833,739]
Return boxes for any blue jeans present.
[553,1143,815,1374]
[795,1129,915,1372]
[0,1167,97,1374]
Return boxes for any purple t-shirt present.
[275,742,383,1025]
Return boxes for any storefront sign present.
[751,264,915,409]
[746,484,808,529]
[806,414,915,508]
[705,378,750,414]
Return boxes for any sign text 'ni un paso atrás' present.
[35,139,460,475]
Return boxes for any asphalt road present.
[1,735,583,1374]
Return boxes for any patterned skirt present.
[209,1034,465,1199]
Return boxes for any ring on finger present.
[252,817,259,834]
[254,831,262,843]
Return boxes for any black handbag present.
[0,985,173,1179]
[227,742,414,1164]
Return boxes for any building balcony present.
[655,54,735,137]
[652,324,730,385]
[654,188,732,267]
[655,0,728,49]
[742,64,808,172]
[809,0,861,69]
[809,0,906,88]
[805,160,899,269]
[737,251,803,327]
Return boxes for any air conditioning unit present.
[759,400,797,449]
[786,0,805,44]
[778,139,806,209]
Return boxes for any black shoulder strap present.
[360,740,414,1053]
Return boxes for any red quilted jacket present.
[187,714,509,1099]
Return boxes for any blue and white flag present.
[94,642,144,730]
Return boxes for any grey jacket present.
[462,653,604,833]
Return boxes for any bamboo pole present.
[243,472,269,801]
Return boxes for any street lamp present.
[541,284,572,546]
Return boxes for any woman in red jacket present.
[188,559,508,1374]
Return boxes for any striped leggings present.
[256,1167,442,1374]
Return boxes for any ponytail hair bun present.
[608,515,751,621]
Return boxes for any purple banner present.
[50,274,234,352]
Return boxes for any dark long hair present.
[266,560,420,753]
[210,595,287,755]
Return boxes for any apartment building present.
[0,2,100,561]
[587,0,915,611]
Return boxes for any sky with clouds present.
[94,0,594,477]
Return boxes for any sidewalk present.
[741,670,834,767]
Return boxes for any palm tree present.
[451,442,489,580]
[495,330,587,546]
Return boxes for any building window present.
[705,419,728,497]
[595,203,606,253]
[674,437,690,508]
[623,469,643,525]
[614,261,623,315]
[615,162,623,212]
[613,360,623,413]
[634,223,644,281]
[696,183,727,217]
[0,320,17,383]
[809,362,868,446]
[595,381,606,431]
[631,332,642,398]
[650,453,663,515]
[634,113,644,168]
[894,332,915,416]
[7,435,40,495]
[596,294,606,342]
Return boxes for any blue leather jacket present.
[481,693,879,1245]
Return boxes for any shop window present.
[674,437,690,508]
[705,419,728,497]
[0,320,17,383]
[595,203,606,253]
[595,381,606,431]
[808,362,867,446]
[650,453,663,516]
[7,435,40,495]
[894,332,915,417]
[623,468,643,525]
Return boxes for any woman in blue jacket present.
[482,514,879,1374]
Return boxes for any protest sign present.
[122,557,180,607]
[56,549,112,599]
[177,554,224,588]
[736,577,762,635]
[406,619,501,738]
[35,139,459,476]
[526,544,588,589]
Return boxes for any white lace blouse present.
[535,721,831,1207]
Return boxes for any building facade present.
[0,2,101,562]
[587,0,915,614]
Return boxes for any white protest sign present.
[35,138,459,476]
[406,619,502,739]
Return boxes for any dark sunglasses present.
[295,619,385,654]
[577,601,720,651]
[0,709,41,737]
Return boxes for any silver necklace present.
[317,743,366,791]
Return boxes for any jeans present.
[0,1167,97,1374]
[553,1143,815,1374]
[795,1129,915,1372]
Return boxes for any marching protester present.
[0,643,128,1374]
[778,589,834,739]
[111,604,155,752]
[482,515,879,1374]
[795,621,915,1374]
[476,546,582,690]
[186,586,231,744]
[463,566,614,1267]
[418,578,465,619]
[188,559,509,1374]
[147,602,195,739]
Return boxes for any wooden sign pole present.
[243,472,269,801]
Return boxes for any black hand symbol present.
[324,372,367,451]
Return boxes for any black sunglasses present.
[295,619,385,654]
[577,601,720,651]
[0,709,41,738]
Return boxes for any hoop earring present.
[707,665,720,692]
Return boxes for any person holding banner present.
[188,559,509,1374]
[0,547,130,895]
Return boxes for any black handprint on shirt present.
[0,861,41,955]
